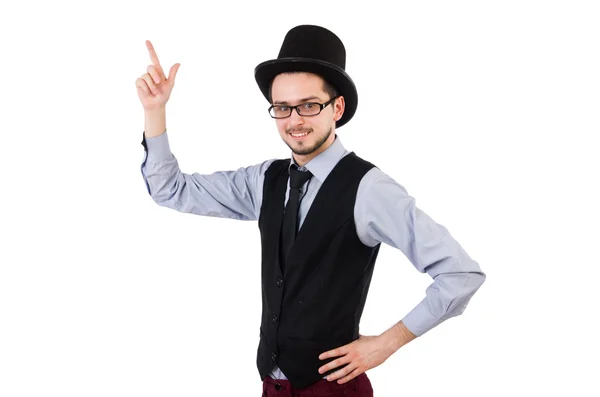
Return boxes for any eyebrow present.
[272,96,322,105]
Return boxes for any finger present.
[147,65,162,84]
[135,78,151,96]
[319,346,347,360]
[168,63,180,84]
[141,73,158,95]
[145,40,166,80]
[325,363,355,382]
[336,367,361,385]
[318,355,350,375]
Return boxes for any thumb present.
[168,63,181,84]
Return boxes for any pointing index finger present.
[145,40,166,80]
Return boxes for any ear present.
[333,96,345,122]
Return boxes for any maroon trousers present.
[262,373,374,397]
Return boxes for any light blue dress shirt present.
[140,130,486,380]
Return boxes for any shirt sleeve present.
[354,168,486,337]
[140,130,275,221]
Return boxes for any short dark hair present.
[268,72,339,103]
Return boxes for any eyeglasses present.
[268,96,339,119]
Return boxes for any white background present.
[1,1,599,396]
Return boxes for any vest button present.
[272,314,278,324]
[271,352,277,361]
[276,278,283,287]
[274,383,282,391]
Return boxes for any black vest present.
[256,152,382,389]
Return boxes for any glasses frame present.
[268,96,339,119]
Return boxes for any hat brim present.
[254,57,357,129]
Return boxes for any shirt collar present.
[288,134,347,183]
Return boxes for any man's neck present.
[293,132,336,167]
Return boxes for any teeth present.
[291,132,308,137]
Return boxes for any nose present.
[288,108,305,127]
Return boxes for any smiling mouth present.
[290,131,310,139]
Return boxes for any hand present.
[317,334,394,384]
[135,40,180,111]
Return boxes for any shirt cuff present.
[400,299,444,337]
[143,129,173,162]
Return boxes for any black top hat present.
[254,25,357,129]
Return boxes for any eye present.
[302,103,316,109]
[277,106,289,111]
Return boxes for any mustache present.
[287,128,312,134]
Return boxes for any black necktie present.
[280,164,313,272]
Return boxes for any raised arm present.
[136,40,274,220]
[140,131,274,221]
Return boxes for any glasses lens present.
[270,106,290,118]
[297,103,321,116]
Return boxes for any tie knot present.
[289,164,313,189]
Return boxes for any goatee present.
[287,127,333,156]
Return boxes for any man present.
[136,25,485,397]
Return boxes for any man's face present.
[270,72,344,158]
